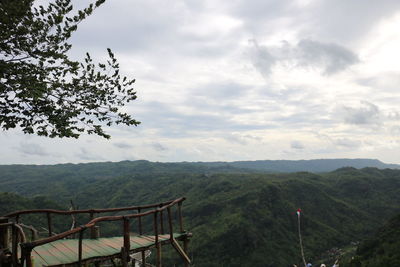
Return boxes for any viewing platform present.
[0,197,191,267]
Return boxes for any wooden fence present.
[0,197,191,267]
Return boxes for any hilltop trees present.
[0,0,139,139]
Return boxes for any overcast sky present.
[2,0,400,164]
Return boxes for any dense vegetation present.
[1,161,400,266]
[346,214,400,267]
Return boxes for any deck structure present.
[0,197,191,267]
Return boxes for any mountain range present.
[1,159,400,266]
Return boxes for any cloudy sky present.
[2,0,400,164]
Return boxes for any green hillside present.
[347,214,400,267]
[1,164,400,266]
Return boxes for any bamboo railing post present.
[46,212,52,237]
[154,211,161,267]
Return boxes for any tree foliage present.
[0,0,139,138]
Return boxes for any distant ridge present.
[1,158,399,174]
[195,158,400,173]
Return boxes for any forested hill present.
[348,213,400,266]
[0,158,398,181]
[200,158,400,172]
[0,158,398,197]
[1,165,400,266]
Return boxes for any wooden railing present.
[0,220,26,267]
[1,197,190,267]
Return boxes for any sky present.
[2,0,400,165]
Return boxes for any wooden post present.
[90,225,100,239]
[11,224,18,267]
[89,212,96,238]
[168,205,190,266]
[94,226,100,239]
[137,208,143,235]
[20,247,26,267]
[137,208,146,266]
[25,248,32,267]
[160,210,165,235]
[141,251,146,267]
[123,217,130,261]
[154,212,161,267]
[120,247,128,267]
[90,224,100,267]
[20,244,33,267]
[31,228,38,241]
[46,212,52,237]
[0,217,9,249]
[78,228,84,267]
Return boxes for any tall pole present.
[297,209,307,267]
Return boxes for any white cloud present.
[291,140,305,150]
[113,142,134,149]
[2,0,400,164]
[338,101,382,126]
[75,148,104,161]
[250,39,359,77]
[17,143,50,156]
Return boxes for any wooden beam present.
[171,238,191,264]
